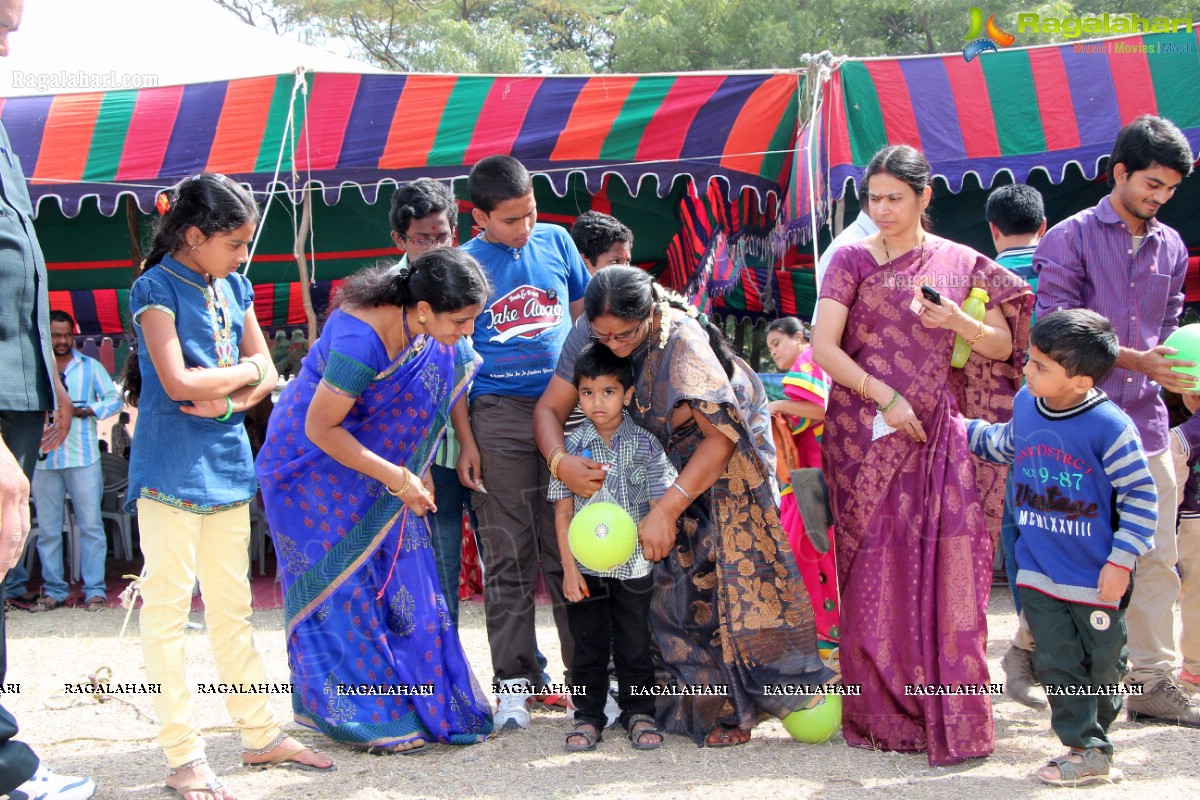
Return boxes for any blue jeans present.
[10,461,107,601]
[1001,468,1021,616]
[427,464,551,682]
[427,464,478,627]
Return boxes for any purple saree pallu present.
[256,310,493,748]
[820,239,1032,765]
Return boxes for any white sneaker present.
[494,678,532,730]
[9,764,96,800]
[603,687,621,729]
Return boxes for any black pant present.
[566,572,655,732]
[1020,586,1127,755]
[0,411,45,792]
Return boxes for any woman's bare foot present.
[241,735,336,770]
[703,724,750,747]
[376,738,427,754]
[165,760,236,800]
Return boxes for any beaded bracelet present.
[386,470,412,499]
[967,322,987,347]
[215,395,234,422]
[878,390,901,413]
[242,356,266,386]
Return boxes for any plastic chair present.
[27,497,77,582]
[248,496,269,576]
[97,453,133,563]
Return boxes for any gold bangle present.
[856,373,871,401]
[546,445,566,465]
[967,322,987,346]
[386,470,411,498]
[549,451,567,481]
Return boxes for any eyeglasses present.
[590,319,646,345]
[402,232,455,247]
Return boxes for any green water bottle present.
[951,287,989,369]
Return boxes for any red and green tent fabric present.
[0,71,801,217]
[805,27,1200,217]
[2,70,803,334]
[759,27,1200,322]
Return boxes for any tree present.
[216,0,611,72]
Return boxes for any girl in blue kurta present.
[125,174,334,800]
[255,248,494,753]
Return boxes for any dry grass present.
[4,587,1198,799]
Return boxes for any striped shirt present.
[39,349,122,470]
[967,388,1156,608]
[548,415,677,580]
[1034,195,1189,455]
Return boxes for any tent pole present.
[125,196,143,268]
[294,190,318,341]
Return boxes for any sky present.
[1,0,378,97]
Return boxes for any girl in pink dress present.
[766,317,838,653]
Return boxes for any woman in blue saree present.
[256,248,494,753]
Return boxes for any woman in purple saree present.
[255,249,495,753]
[813,146,1032,765]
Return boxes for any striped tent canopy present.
[0,71,802,218]
[797,27,1200,221]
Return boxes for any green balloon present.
[1164,324,1200,378]
[781,693,842,743]
[568,501,637,572]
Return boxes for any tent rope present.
[245,69,306,279]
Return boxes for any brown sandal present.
[703,724,750,748]
[29,596,63,613]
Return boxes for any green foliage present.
[224,0,1199,73]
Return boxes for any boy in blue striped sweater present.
[967,309,1156,787]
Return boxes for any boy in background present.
[570,211,633,276]
[967,309,1156,786]
[986,183,1049,708]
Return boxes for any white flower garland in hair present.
[652,285,711,349]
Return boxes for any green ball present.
[781,693,842,743]
[568,501,637,572]
[1164,324,1200,378]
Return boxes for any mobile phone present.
[920,285,942,304]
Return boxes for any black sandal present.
[626,714,663,751]
[564,722,602,752]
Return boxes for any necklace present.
[401,308,426,354]
[159,261,235,367]
[632,311,664,415]
[480,231,522,260]
[881,233,926,285]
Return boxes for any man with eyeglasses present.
[5,309,121,613]
[388,179,476,628]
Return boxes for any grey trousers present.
[470,394,574,686]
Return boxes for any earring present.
[418,316,426,325]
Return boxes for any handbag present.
[770,413,799,486]
[790,467,832,555]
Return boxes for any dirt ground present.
[4,586,1198,800]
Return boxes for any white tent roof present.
[1,0,381,97]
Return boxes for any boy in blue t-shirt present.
[549,345,675,753]
[457,156,590,729]
[967,309,1156,787]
